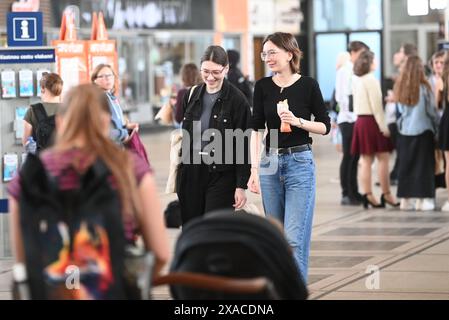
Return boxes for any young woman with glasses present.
[176,45,252,225]
[91,64,139,146]
[247,32,331,284]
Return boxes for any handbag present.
[155,103,173,126]
[125,131,151,167]
[165,85,198,194]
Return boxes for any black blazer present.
[180,79,252,189]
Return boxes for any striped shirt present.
[8,148,152,241]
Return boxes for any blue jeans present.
[259,150,316,283]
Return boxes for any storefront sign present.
[250,0,302,35]
[52,40,89,94]
[51,0,213,30]
[0,48,55,64]
[12,0,40,12]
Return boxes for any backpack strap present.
[19,153,59,219]
[183,85,199,117]
[31,103,48,124]
[80,159,111,194]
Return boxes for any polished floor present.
[1,128,448,300]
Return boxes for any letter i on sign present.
[20,20,30,38]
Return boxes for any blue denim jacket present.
[397,86,440,136]
[106,92,128,143]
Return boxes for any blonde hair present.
[56,84,140,218]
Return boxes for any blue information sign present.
[0,48,55,64]
[7,12,43,47]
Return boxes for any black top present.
[251,76,331,148]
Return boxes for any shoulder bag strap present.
[188,85,198,103]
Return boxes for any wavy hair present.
[394,55,431,106]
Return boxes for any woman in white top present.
[351,50,398,209]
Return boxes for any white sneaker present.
[415,199,421,211]
[400,198,415,211]
[419,198,435,211]
[441,201,449,212]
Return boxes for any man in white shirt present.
[335,41,369,205]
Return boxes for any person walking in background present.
[176,46,251,226]
[8,84,169,299]
[22,72,63,153]
[428,50,445,106]
[351,50,398,209]
[335,41,369,206]
[394,56,439,211]
[393,43,418,75]
[428,50,446,189]
[227,49,253,106]
[437,53,449,212]
[91,64,139,146]
[247,32,330,283]
[174,63,201,124]
[385,43,418,186]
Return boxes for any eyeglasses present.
[96,73,114,80]
[200,67,225,78]
[260,50,279,61]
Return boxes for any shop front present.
[47,0,216,124]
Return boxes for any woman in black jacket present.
[177,45,252,225]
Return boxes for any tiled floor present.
[1,129,449,300]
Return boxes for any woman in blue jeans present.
[247,32,330,283]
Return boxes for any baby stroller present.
[154,210,308,300]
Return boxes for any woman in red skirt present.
[351,51,398,208]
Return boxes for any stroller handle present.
[153,272,279,298]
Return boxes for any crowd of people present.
[333,41,449,212]
[9,31,449,300]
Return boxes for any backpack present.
[18,154,129,299]
[164,200,181,228]
[31,103,55,151]
[228,68,253,106]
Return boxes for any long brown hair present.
[394,55,431,106]
[56,84,140,218]
[441,52,449,105]
[181,63,200,87]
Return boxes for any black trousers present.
[388,123,399,180]
[339,122,360,199]
[177,164,236,226]
[397,131,435,198]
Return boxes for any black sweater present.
[251,76,331,148]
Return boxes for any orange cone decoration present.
[64,11,77,41]
[90,12,98,40]
[96,11,109,40]
[59,11,67,40]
